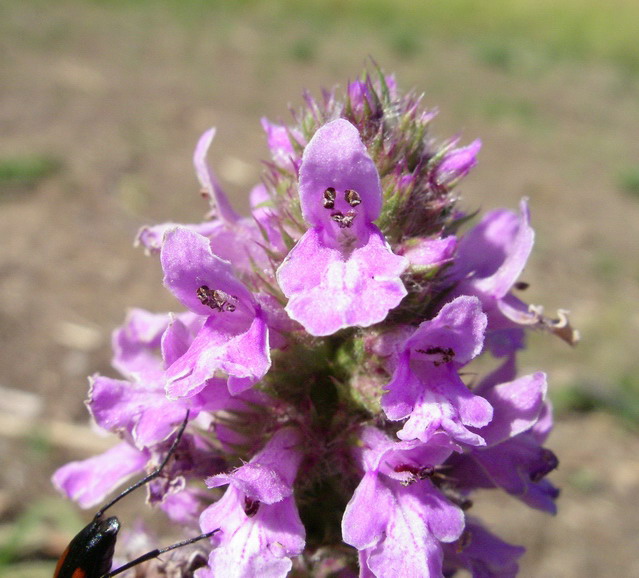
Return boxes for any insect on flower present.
[53,411,218,578]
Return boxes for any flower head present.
[53,69,573,578]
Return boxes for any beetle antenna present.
[94,410,191,520]
[100,528,219,578]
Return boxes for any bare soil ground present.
[1,2,638,576]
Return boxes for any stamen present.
[530,448,559,482]
[443,487,473,511]
[394,463,441,486]
[456,529,473,552]
[416,346,455,366]
[243,496,260,518]
[323,187,336,209]
[331,211,355,229]
[344,189,361,207]
[196,285,238,312]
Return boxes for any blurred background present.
[1,1,638,576]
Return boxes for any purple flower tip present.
[435,139,482,187]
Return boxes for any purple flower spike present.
[53,71,573,576]
[382,296,494,445]
[161,227,270,397]
[277,119,408,335]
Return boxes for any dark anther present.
[530,448,559,482]
[456,529,473,552]
[394,463,440,486]
[344,189,361,207]
[514,281,530,290]
[417,466,436,480]
[243,496,260,518]
[197,285,238,313]
[443,488,473,511]
[416,346,456,366]
[323,187,336,209]
[331,211,355,229]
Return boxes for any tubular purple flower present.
[198,428,305,578]
[136,221,220,256]
[446,362,560,514]
[342,427,464,577]
[194,128,242,224]
[53,442,148,509]
[111,308,175,378]
[138,128,275,276]
[88,309,228,448]
[276,118,408,336]
[261,118,304,172]
[161,227,271,397]
[382,296,494,445]
[474,366,548,446]
[193,128,285,272]
[448,198,578,349]
[449,433,560,514]
[443,519,525,577]
[398,235,457,271]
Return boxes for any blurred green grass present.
[0,155,60,188]
[77,0,639,73]
[553,372,639,430]
[0,498,81,574]
[617,165,639,198]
